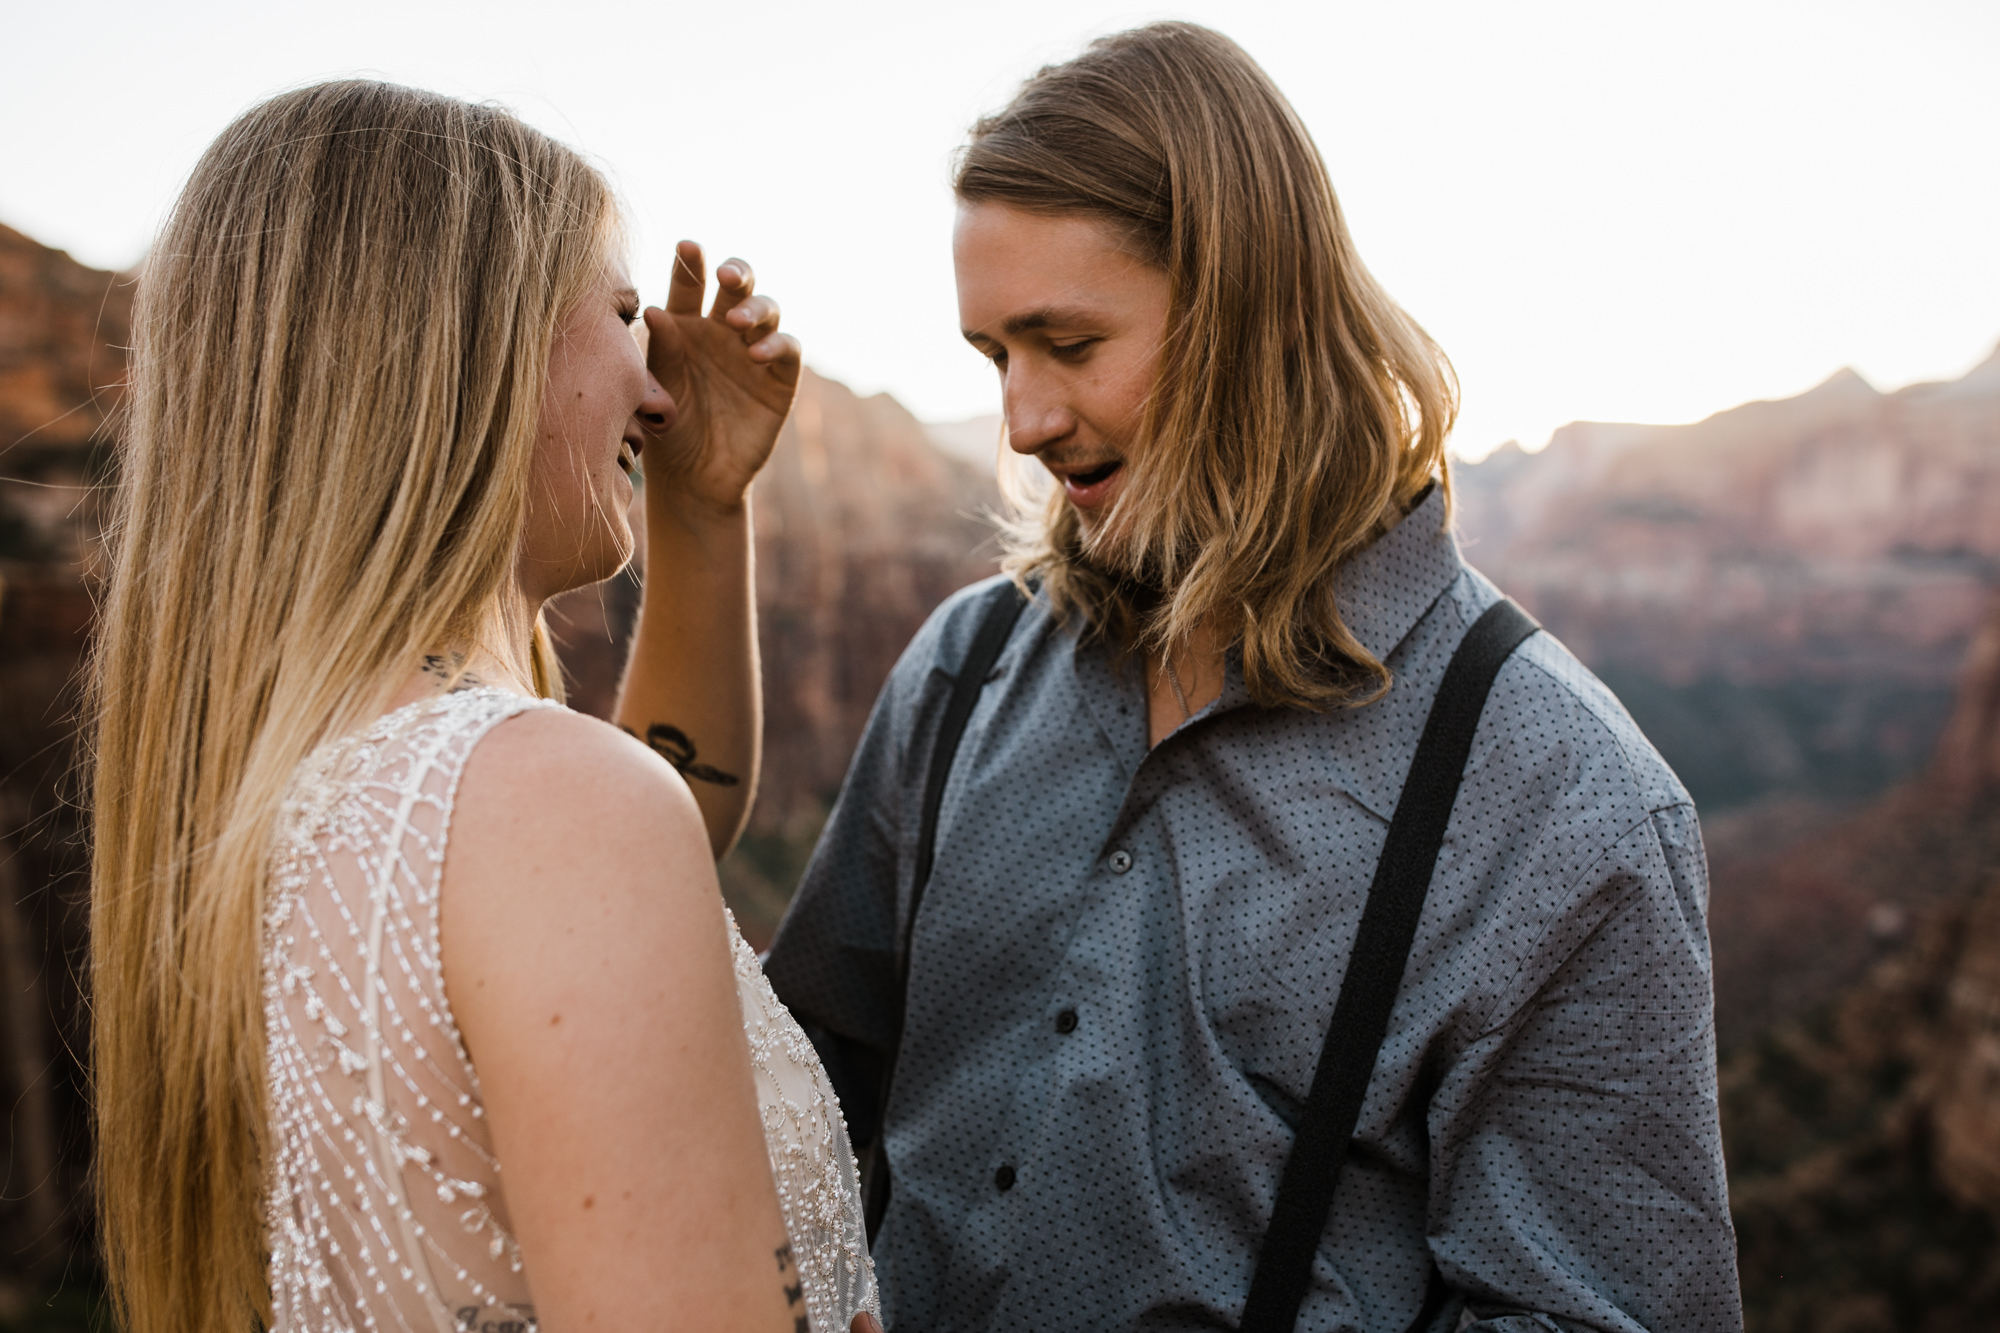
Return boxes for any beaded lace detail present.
[262,688,877,1331]
[725,907,878,1333]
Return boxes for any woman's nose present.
[637,373,677,434]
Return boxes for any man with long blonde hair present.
[767,23,1740,1332]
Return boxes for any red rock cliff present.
[0,222,129,1280]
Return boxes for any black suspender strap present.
[1239,598,1540,1333]
[906,581,1032,956]
[864,578,1030,1239]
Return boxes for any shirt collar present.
[1336,483,1462,663]
[1071,483,1461,734]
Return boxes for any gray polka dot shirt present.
[765,487,1742,1332]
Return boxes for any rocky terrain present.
[1721,594,2000,1331]
[0,221,128,1298]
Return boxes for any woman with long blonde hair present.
[89,81,879,1333]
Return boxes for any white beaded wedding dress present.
[261,688,877,1332]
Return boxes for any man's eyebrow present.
[615,286,641,305]
[962,306,1099,342]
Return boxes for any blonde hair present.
[956,22,1458,709]
[87,81,611,1333]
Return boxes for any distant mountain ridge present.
[1455,347,2000,811]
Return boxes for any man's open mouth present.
[1060,458,1125,510]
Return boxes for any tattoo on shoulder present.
[774,1244,805,1330]
[421,653,483,693]
[620,722,741,786]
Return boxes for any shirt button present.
[1055,1008,1078,1034]
[1108,849,1133,874]
[995,1164,1016,1191]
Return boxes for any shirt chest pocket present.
[1190,873,1368,1126]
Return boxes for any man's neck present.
[1145,620,1228,747]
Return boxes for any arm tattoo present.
[621,721,741,786]
[775,1244,806,1332]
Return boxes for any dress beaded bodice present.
[261,688,877,1332]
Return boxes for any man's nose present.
[1003,368,1069,456]
[637,373,678,434]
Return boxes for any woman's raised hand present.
[640,240,801,514]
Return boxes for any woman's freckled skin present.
[549,1013,562,1026]
[582,1195,595,1210]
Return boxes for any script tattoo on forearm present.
[775,1243,806,1333]
[620,722,741,786]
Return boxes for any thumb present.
[850,1313,885,1333]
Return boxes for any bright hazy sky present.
[4,0,1995,458]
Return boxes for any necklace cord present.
[1163,652,1193,722]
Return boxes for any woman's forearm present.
[615,487,761,859]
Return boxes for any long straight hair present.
[957,22,1459,709]
[86,81,610,1333]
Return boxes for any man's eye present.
[618,306,641,326]
[1051,340,1096,361]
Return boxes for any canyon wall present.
[1456,354,2000,811]
[0,222,127,1286]
[1723,598,2000,1330]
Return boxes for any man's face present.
[954,202,1171,535]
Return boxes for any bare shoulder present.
[450,704,708,867]
[432,705,794,1327]
[440,704,722,1016]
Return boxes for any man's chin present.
[1071,528,1169,599]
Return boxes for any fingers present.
[748,330,801,369]
[663,244,766,330]
[725,293,782,344]
[664,240,705,316]
[849,1313,884,1333]
[707,256,755,322]
[654,244,793,371]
